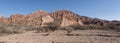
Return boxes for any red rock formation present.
[9,14,25,23]
[49,10,83,26]
[0,15,8,23]
[1,10,117,27]
[0,10,84,26]
[23,10,49,26]
[5,10,49,26]
[27,10,48,18]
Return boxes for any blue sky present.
[0,0,120,20]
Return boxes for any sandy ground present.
[0,30,120,43]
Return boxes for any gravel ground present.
[0,30,120,43]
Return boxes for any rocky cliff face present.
[0,10,119,27]
[4,10,83,26]
[49,10,83,26]
[41,15,54,26]
[0,16,8,23]
[9,14,25,23]
[21,10,48,26]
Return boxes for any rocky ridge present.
[0,10,120,27]
[0,10,83,27]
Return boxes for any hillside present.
[0,10,120,43]
[0,10,120,30]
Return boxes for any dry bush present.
[0,24,26,35]
[69,24,85,30]
[59,26,74,33]
[88,24,102,29]
[69,24,104,30]
[0,27,14,34]
[36,21,60,33]
[65,27,74,33]
[0,27,24,34]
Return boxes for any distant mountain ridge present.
[0,10,120,28]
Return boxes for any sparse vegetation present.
[69,24,102,30]
[60,26,74,33]
[36,21,60,33]
[107,24,120,31]
[88,24,102,29]
[0,23,29,35]
[69,24,85,30]
[36,21,120,34]
[0,19,120,37]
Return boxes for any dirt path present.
[0,30,120,43]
